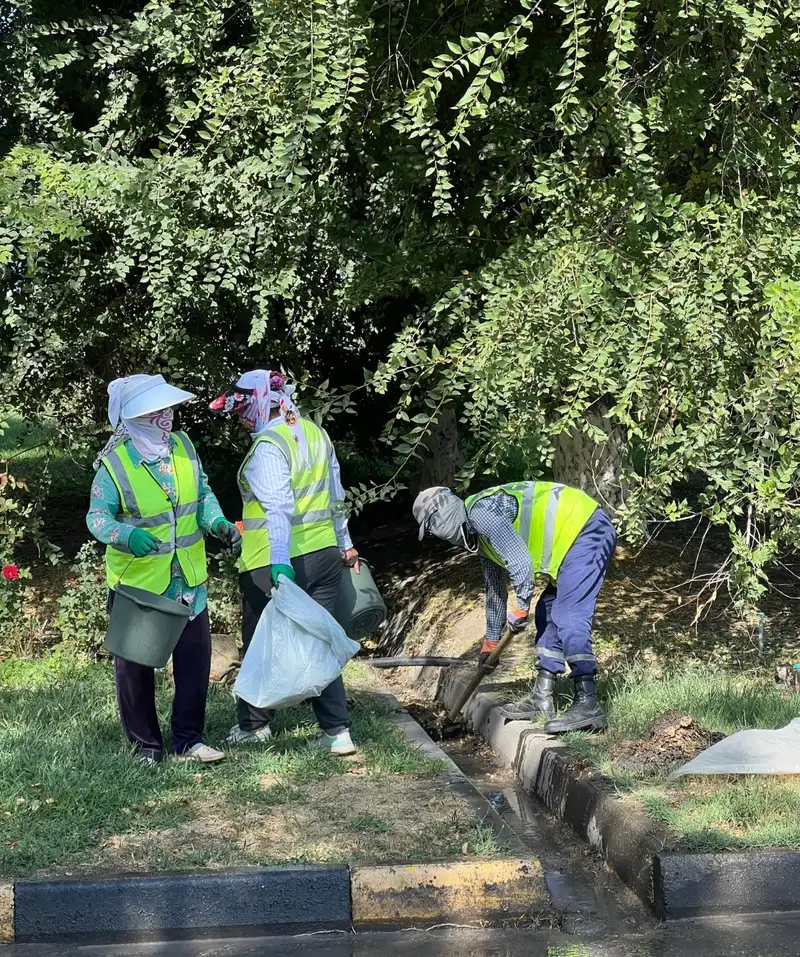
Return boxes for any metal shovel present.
[447,581,547,721]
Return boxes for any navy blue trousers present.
[535,508,616,678]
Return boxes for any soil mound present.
[611,711,725,776]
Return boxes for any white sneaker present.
[227,724,273,746]
[174,743,225,764]
[317,729,357,756]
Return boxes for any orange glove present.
[479,638,500,674]
[507,608,529,633]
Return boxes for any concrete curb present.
[655,851,800,918]
[13,867,352,944]
[4,691,549,944]
[0,884,13,944]
[351,859,547,927]
[441,670,800,920]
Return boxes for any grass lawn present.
[562,663,800,852]
[0,655,504,879]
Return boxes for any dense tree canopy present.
[2,0,800,606]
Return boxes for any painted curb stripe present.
[0,883,13,944]
[351,859,548,925]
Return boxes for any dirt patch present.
[610,711,725,776]
[371,555,486,699]
[369,543,536,704]
[68,775,491,874]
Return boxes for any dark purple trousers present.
[113,607,212,759]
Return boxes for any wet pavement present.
[5,918,800,957]
[438,735,650,937]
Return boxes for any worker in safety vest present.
[88,374,242,764]
[413,482,616,733]
[210,369,359,755]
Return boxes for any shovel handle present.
[446,583,547,723]
[446,627,513,722]
[370,656,475,668]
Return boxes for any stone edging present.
[0,692,549,944]
[440,671,800,920]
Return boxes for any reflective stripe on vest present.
[237,419,338,572]
[102,431,208,593]
[465,481,598,580]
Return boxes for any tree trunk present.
[551,404,629,516]
[418,404,464,491]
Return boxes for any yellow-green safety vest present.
[237,419,338,573]
[101,432,207,594]
[465,482,598,581]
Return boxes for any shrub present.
[55,542,108,654]
[207,551,241,638]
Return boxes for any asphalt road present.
[5,917,800,957]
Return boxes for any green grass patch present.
[0,653,505,877]
[562,663,800,851]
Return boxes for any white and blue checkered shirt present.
[468,493,534,642]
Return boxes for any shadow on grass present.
[0,657,450,878]
[0,659,189,876]
[0,414,88,496]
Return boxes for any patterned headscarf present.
[210,369,310,466]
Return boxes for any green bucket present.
[334,558,387,641]
[104,584,192,669]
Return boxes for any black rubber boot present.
[543,675,608,734]
[499,671,557,722]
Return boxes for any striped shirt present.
[468,493,534,642]
[244,420,353,567]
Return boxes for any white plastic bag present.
[234,577,360,710]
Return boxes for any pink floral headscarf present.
[210,369,310,466]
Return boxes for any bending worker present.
[211,369,359,755]
[413,481,615,733]
[88,374,242,764]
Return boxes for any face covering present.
[94,375,193,469]
[426,492,476,551]
[124,408,174,462]
[235,369,310,468]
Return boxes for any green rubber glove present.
[128,528,160,558]
[213,519,242,557]
[271,563,295,586]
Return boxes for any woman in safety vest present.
[413,482,616,733]
[210,370,359,755]
[87,374,242,764]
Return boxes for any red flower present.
[2,565,19,581]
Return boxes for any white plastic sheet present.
[234,577,360,710]
[669,718,800,780]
